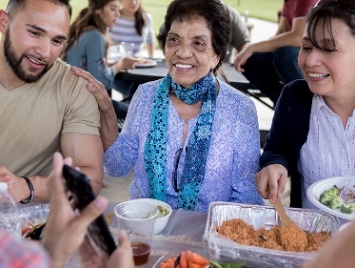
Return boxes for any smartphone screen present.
[62,164,117,255]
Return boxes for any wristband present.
[19,176,34,204]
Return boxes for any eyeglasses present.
[172,148,183,192]
[314,0,355,14]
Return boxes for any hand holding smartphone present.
[62,164,117,255]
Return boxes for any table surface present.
[106,203,209,267]
[63,203,209,268]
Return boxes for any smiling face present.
[165,16,219,88]
[0,0,70,84]
[298,18,355,99]
[97,0,120,28]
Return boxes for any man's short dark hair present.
[6,0,71,18]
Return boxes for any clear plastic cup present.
[114,200,159,265]
[121,42,135,56]
[107,45,126,64]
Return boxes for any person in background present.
[62,0,138,121]
[222,2,251,64]
[0,152,134,268]
[0,0,103,204]
[108,0,155,99]
[108,0,155,58]
[73,0,264,213]
[234,0,318,105]
[255,0,355,211]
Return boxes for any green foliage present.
[142,0,282,44]
[0,0,282,24]
[0,0,282,46]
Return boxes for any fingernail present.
[94,196,108,210]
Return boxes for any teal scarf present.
[144,73,217,210]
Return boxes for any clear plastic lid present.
[0,182,8,192]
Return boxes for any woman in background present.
[109,0,155,98]
[62,0,137,120]
[109,0,155,58]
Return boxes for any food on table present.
[22,222,45,238]
[158,250,244,268]
[320,185,355,214]
[320,186,342,209]
[340,203,355,214]
[279,223,308,252]
[145,205,170,218]
[216,219,330,252]
[340,185,355,204]
[104,212,114,225]
[157,205,169,217]
[137,58,150,64]
[273,198,308,251]
[132,241,150,266]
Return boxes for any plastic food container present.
[204,202,341,268]
[20,204,50,236]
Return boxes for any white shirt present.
[299,95,355,209]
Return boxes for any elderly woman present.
[256,0,355,210]
[73,0,263,212]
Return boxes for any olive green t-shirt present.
[0,58,100,177]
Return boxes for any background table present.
[115,59,167,84]
[115,59,274,110]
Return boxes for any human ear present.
[211,55,220,70]
[0,10,10,35]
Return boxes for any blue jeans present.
[242,46,303,105]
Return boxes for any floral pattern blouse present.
[104,78,264,212]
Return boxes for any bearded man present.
[0,0,103,205]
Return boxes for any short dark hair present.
[157,0,230,73]
[6,0,71,18]
[306,0,355,50]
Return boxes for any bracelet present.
[19,176,34,204]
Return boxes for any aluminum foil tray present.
[20,204,50,227]
[203,202,341,268]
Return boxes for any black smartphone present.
[62,164,116,255]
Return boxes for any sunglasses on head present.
[172,148,183,192]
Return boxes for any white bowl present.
[114,200,159,236]
[306,176,355,220]
[135,198,172,235]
